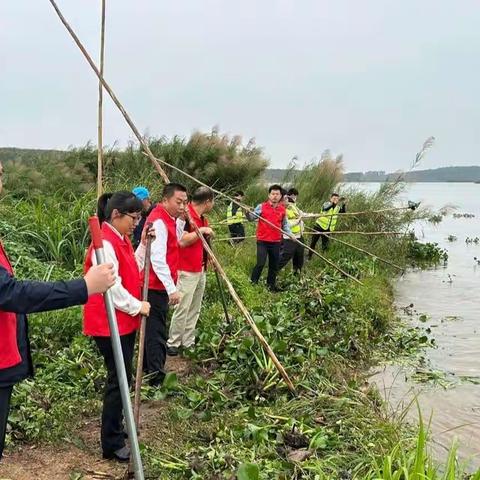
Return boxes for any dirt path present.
[0,356,191,480]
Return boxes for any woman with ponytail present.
[83,191,151,463]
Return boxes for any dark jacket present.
[0,266,88,386]
[132,203,156,249]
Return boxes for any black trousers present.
[0,386,13,461]
[251,241,281,288]
[278,238,305,273]
[94,332,136,455]
[308,225,330,257]
[144,289,169,386]
[228,223,245,243]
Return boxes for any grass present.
[1,157,476,478]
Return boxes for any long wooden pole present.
[326,234,404,271]
[97,0,106,198]
[48,0,295,392]
[212,231,404,241]
[133,230,153,427]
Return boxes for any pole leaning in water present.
[88,217,144,480]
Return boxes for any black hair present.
[234,190,244,197]
[192,186,214,203]
[162,182,187,199]
[268,184,283,193]
[288,187,299,196]
[331,192,340,197]
[97,191,143,224]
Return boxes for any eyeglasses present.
[124,213,142,225]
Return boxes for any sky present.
[1,1,479,171]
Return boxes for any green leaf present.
[237,463,260,480]
[163,372,178,390]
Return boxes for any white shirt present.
[90,223,144,316]
[137,214,184,295]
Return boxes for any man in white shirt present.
[137,183,188,386]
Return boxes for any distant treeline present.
[265,166,480,183]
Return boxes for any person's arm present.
[91,241,142,316]
[322,201,334,211]
[282,215,292,235]
[150,219,177,295]
[0,266,88,314]
[135,242,146,271]
[251,204,262,221]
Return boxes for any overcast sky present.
[1,1,479,171]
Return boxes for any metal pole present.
[88,217,144,480]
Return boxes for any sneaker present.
[167,346,179,357]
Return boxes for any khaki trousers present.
[167,270,206,348]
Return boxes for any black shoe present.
[268,285,284,293]
[103,446,130,463]
[167,346,179,357]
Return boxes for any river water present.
[355,182,480,468]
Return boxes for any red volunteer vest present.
[179,203,208,273]
[0,242,21,370]
[145,205,179,291]
[83,223,141,337]
[256,201,286,243]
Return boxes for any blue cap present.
[132,186,150,201]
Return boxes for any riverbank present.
[0,185,477,479]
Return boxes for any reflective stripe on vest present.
[316,205,341,231]
[226,202,244,225]
[286,203,302,235]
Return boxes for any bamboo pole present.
[211,207,412,225]
[97,0,106,198]
[48,1,360,285]
[133,231,153,427]
[48,0,295,392]
[212,231,404,242]
[322,232,404,271]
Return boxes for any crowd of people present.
[0,169,347,463]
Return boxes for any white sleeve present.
[135,242,146,271]
[150,219,177,295]
[177,218,187,240]
[91,240,142,316]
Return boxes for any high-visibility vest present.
[286,203,302,236]
[227,202,244,225]
[316,204,341,231]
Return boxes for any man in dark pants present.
[278,188,307,274]
[226,191,247,243]
[93,333,135,457]
[140,183,187,386]
[308,193,347,258]
[250,185,291,292]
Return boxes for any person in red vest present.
[139,183,188,386]
[83,191,152,463]
[250,184,291,292]
[166,187,214,356]
[0,162,115,461]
